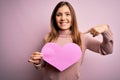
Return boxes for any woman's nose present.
[61,15,66,20]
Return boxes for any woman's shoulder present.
[44,33,49,40]
[43,33,50,43]
[80,32,94,46]
[80,32,90,40]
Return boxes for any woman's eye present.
[66,13,71,16]
[66,14,70,15]
[56,13,61,16]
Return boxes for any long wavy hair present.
[46,1,82,47]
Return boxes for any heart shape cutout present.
[41,42,82,71]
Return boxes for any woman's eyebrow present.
[64,11,71,14]
[65,11,70,13]
[56,11,70,15]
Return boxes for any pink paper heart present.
[41,42,82,71]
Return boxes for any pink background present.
[0,0,119,80]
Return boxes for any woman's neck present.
[58,29,71,38]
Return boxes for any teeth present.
[62,22,66,25]
[60,22,67,25]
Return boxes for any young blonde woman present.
[28,1,113,80]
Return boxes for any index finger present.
[83,29,91,34]
[32,52,41,55]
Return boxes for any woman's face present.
[56,5,72,30]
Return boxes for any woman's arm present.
[33,58,46,70]
[28,35,48,70]
[85,24,113,55]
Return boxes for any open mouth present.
[60,22,68,26]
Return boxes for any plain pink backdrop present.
[0,0,119,80]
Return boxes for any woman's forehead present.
[57,5,70,13]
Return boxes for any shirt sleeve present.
[34,59,46,70]
[33,35,48,70]
[84,26,113,55]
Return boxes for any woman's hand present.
[28,52,43,65]
[85,24,108,37]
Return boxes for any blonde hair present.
[46,1,82,47]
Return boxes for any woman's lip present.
[60,22,67,26]
[60,22,68,24]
